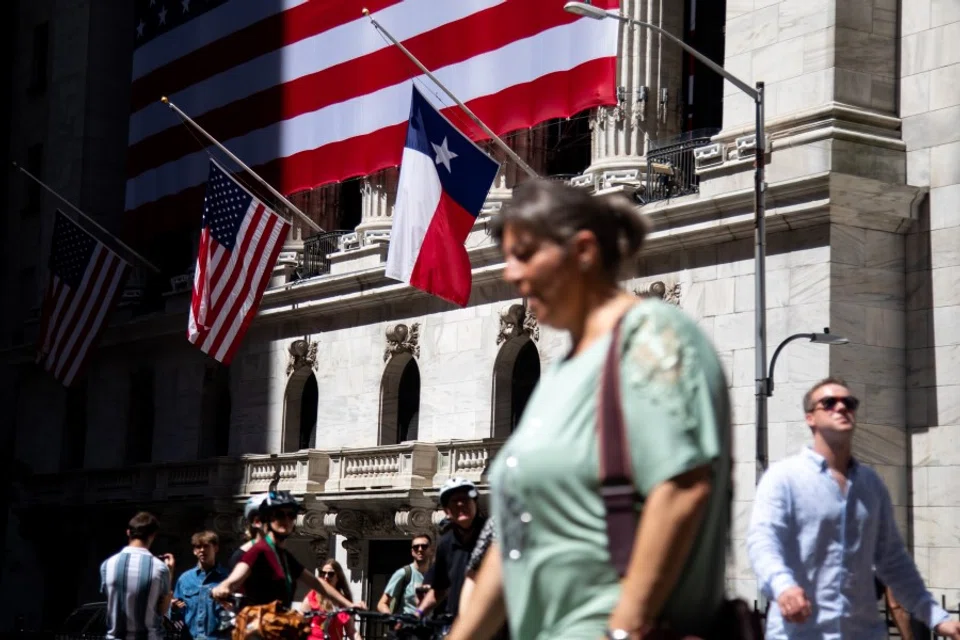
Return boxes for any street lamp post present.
[564,1,769,482]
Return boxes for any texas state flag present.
[385,86,500,307]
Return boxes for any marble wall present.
[902,0,960,603]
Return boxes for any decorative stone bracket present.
[287,338,318,375]
[384,323,420,361]
[497,304,539,345]
[635,280,681,305]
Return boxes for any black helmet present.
[258,490,301,519]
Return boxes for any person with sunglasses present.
[376,535,433,615]
[747,377,960,639]
[211,491,363,612]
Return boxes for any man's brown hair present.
[191,531,219,547]
[127,511,160,541]
[802,376,849,413]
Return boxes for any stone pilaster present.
[587,0,686,180]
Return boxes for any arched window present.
[492,337,541,438]
[299,373,318,450]
[380,353,421,445]
[282,369,318,453]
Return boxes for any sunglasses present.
[320,571,337,579]
[412,544,430,551]
[274,510,297,520]
[814,395,860,412]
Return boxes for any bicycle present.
[348,610,453,640]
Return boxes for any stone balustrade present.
[18,439,506,507]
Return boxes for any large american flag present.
[188,161,290,364]
[125,0,619,238]
[37,212,131,387]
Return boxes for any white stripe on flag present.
[125,17,616,209]
[385,147,443,283]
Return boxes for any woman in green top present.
[448,180,731,640]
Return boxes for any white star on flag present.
[432,137,458,172]
[136,20,145,37]
[181,0,190,12]
[158,6,167,24]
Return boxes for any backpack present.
[389,565,414,614]
[232,600,309,640]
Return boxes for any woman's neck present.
[568,288,637,356]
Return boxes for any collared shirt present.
[173,564,229,638]
[748,447,950,639]
[100,546,170,640]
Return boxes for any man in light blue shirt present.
[748,377,960,639]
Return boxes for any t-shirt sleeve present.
[240,544,264,567]
[619,303,726,496]
[383,568,403,597]
[158,564,171,594]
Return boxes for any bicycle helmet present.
[439,477,478,507]
[258,489,302,518]
[243,494,266,522]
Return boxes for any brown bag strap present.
[598,314,641,577]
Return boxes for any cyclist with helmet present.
[226,494,267,571]
[211,490,363,611]
[415,477,487,624]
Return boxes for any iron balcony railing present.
[302,230,348,278]
[644,128,720,203]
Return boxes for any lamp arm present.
[766,334,814,396]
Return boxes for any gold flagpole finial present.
[361,8,370,16]
[161,96,169,104]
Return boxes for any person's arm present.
[157,565,174,617]
[298,569,365,609]
[886,586,915,640]
[446,543,506,640]
[606,465,712,633]
[416,548,447,616]
[458,574,477,615]
[746,469,800,599]
[874,478,952,632]
[376,592,393,614]
[211,562,251,600]
[300,592,314,614]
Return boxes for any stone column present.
[587,0,686,178]
[354,167,399,247]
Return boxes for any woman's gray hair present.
[489,179,652,278]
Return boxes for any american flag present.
[125,0,619,239]
[37,211,131,387]
[188,161,290,364]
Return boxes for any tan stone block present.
[837,0,874,32]
[903,107,960,153]
[831,263,905,310]
[832,344,906,387]
[902,0,932,36]
[831,224,866,266]
[932,0,960,27]
[907,346,936,388]
[926,467,960,506]
[901,29,941,76]
[907,309,932,350]
[728,0,756,20]
[928,547,960,592]
[932,265,960,307]
[929,184,960,231]
[726,6,780,57]
[871,8,897,38]
[753,37,805,84]
[930,64,960,111]
[773,69,833,117]
[789,261,831,306]
[803,26,836,73]
[779,0,835,41]
[931,228,960,270]
[865,307,906,348]
[934,344,960,385]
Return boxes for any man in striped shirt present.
[100,512,175,640]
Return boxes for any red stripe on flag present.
[130,0,403,113]
[408,191,479,307]
[123,57,613,244]
[127,1,584,177]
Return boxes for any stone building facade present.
[2,0,959,630]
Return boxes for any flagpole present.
[11,161,161,274]
[362,8,540,179]
[160,97,324,234]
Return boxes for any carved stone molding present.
[342,539,363,571]
[323,509,365,539]
[394,508,434,536]
[384,323,420,362]
[635,280,681,305]
[309,538,330,564]
[297,508,328,538]
[497,304,539,345]
[213,512,244,537]
[287,338,318,375]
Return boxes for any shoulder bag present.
[597,315,763,640]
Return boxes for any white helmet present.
[244,494,266,521]
[439,477,478,507]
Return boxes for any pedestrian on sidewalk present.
[100,512,175,640]
[747,377,960,639]
[376,534,433,615]
[171,531,228,639]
